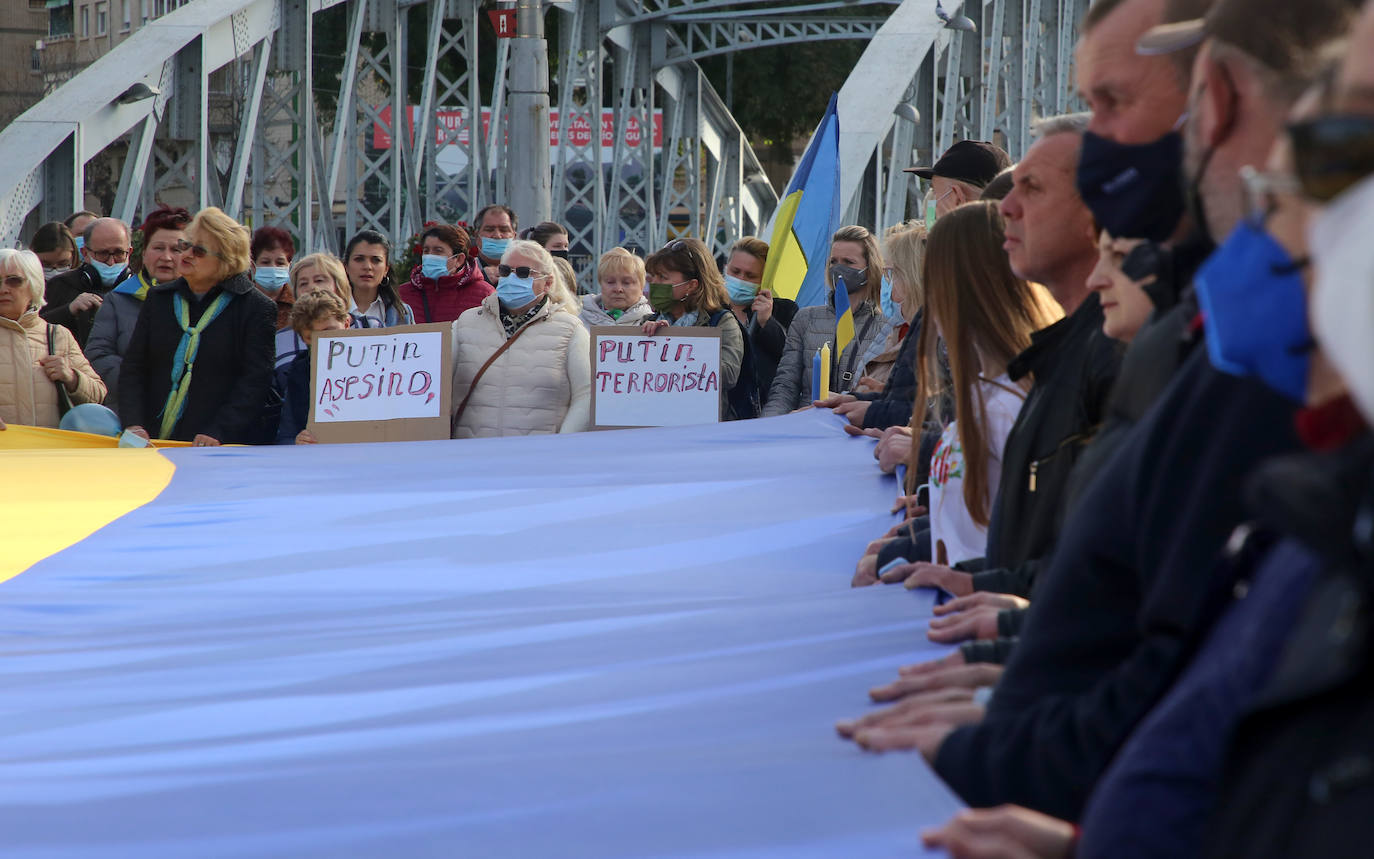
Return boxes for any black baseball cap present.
[904,140,1012,188]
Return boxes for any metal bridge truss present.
[0,0,1086,287]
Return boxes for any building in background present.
[0,1,50,128]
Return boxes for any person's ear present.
[1197,55,1239,150]
[451,252,466,270]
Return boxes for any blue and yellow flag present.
[833,276,855,359]
[761,93,841,309]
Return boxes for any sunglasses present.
[173,240,225,260]
[498,264,542,279]
[1287,115,1374,203]
[1,275,25,289]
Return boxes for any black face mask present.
[549,248,570,261]
[1076,130,1186,242]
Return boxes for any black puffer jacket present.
[119,272,276,443]
[40,262,128,348]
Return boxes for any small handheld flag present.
[833,277,856,361]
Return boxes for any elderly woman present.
[762,225,887,416]
[399,222,491,324]
[85,206,190,413]
[0,249,105,428]
[450,239,590,437]
[581,247,654,327]
[120,207,277,445]
[250,226,297,330]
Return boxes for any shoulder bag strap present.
[46,324,74,417]
[450,318,539,435]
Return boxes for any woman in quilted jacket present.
[0,248,106,428]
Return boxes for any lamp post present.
[507,0,552,225]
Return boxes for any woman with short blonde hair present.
[119,206,277,445]
[0,248,106,428]
[582,247,654,328]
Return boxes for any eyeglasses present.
[498,264,543,279]
[1239,165,1302,225]
[87,247,130,263]
[1287,115,1374,203]
[1,275,25,289]
[173,240,225,260]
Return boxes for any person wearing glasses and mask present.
[120,207,276,446]
[29,222,80,281]
[399,222,492,324]
[642,237,750,420]
[40,217,136,348]
[85,206,191,413]
[762,225,888,416]
[450,239,591,437]
[0,248,106,429]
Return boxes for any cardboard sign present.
[590,326,722,429]
[307,322,453,443]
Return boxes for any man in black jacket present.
[41,217,132,348]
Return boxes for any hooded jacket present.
[0,307,106,427]
[118,272,277,443]
[400,258,493,324]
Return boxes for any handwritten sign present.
[590,326,721,428]
[307,322,453,443]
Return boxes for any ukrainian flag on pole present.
[832,271,856,359]
[761,93,841,310]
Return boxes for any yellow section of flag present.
[761,190,809,302]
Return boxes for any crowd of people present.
[2,0,1374,851]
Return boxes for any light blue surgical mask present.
[880,272,900,320]
[74,236,85,252]
[496,272,537,308]
[421,254,450,280]
[481,238,511,260]
[724,274,758,305]
[254,266,290,292]
[90,259,126,287]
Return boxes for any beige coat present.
[0,308,106,428]
[450,294,591,438]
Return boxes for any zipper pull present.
[1028,460,1038,493]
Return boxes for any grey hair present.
[82,217,130,248]
[0,248,46,312]
[1030,112,1092,140]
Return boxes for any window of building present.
[29,0,49,11]
[121,0,130,31]
[81,6,89,38]
[31,49,42,73]
[96,2,108,36]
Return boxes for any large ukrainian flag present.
[761,93,841,309]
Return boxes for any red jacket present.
[399,259,493,324]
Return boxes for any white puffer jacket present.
[0,308,106,428]
[450,293,592,438]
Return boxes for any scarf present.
[158,289,233,438]
[113,270,155,301]
[500,295,547,337]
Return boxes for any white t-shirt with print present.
[927,374,1026,566]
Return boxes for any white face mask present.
[1308,172,1374,423]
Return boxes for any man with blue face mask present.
[473,204,519,286]
[40,217,132,348]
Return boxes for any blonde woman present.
[0,249,106,428]
[450,239,591,437]
[120,207,276,445]
[582,247,654,327]
[762,225,887,416]
[274,252,374,376]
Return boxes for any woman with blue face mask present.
[450,240,591,438]
[721,237,797,409]
[250,226,296,331]
[398,223,492,324]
